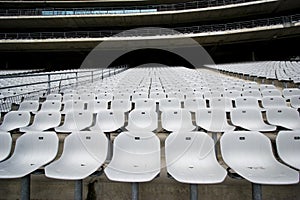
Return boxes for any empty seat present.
[90,110,124,132]
[235,97,263,110]
[113,93,131,100]
[282,88,300,99]
[261,96,287,108]
[209,97,233,112]
[62,94,80,103]
[40,100,62,112]
[0,132,12,162]
[266,108,300,130]
[276,130,300,170]
[167,92,185,101]
[261,89,282,97]
[161,109,195,132]
[159,98,181,112]
[61,100,85,114]
[79,93,96,102]
[184,98,206,112]
[131,92,148,102]
[18,100,39,112]
[224,90,242,100]
[220,131,299,184]
[134,99,156,111]
[86,100,107,113]
[290,96,300,109]
[231,108,276,131]
[104,131,160,182]
[260,84,276,91]
[20,111,61,132]
[241,90,262,100]
[126,110,158,132]
[0,111,31,132]
[185,92,204,99]
[46,93,62,101]
[149,92,167,102]
[110,99,132,113]
[196,108,235,132]
[165,131,227,184]
[45,131,108,180]
[55,111,93,133]
[203,91,222,100]
[0,132,58,178]
[96,93,113,102]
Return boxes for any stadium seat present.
[96,93,113,102]
[209,97,233,112]
[86,100,107,113]
[235,97,263,110]
[266,108,300,130]
[0,132,12,162]
[230,108,276,131]
[104,131,160,182]
[220,131,299,184]
[62,94,80,103]
[113,93,131,100]
[90,110,125,132]
[55,111,93,132]
[261,96,288,108]
[282,88,300,99]
[184,98,206,112]
[18,100,39,112]
[165,131,226,184]
[45,131,108,180]
[276,130,300,170]
[290,96,300,109]
[131,92,148,102]
[161,109,195,132]
[149,92,167,102]
[20,111,61,132]
[39,100,62,112]
[110,99,132,113]
[126,110,158,132]
[159,98,181,112]
[196,108,235,132]
[46,93,62,101]
[0,111,31,132]
[261,89,282,97]
[134,99,156,111]
[224,90,242,100]
[61,100,85,114]
[241,90,262,100]
[0,132,58,178]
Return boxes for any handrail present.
[0,0,262,16]
[0,14,298,40]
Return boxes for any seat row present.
[0,130,299,186]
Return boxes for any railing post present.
[21,174,31,200]
[47,74,51,94]
[132,182,139,200]
[252,183,262,200]
[190,184,198,200]
[74,180,83,200]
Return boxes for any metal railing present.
[0,0,261,16]
[0,14,299,40]
[0,66,127,111]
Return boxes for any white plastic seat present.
[61,100,85,114]
[55,111,93,133]
[110,99,132,113]
[167,92,185,101]
[20,111,61,132]
[0,132,58,178]
[126,110,158,132]
[290,96,300,109]
[282,88,300,99]
[62,94,80,103]
[113,93,131,100]
[185,92,204,99]
[165,131,227,184]
[261,89,282,97]
[276,130,300,170]
[131,92,148,102]
[231,108,276,131]
[79,93,96,102]
[260,84,276,91]
[134,99,156,111]
[159,98,181,112]
[40,100,62,112]
[184,98,206,112]
[224,90,242,100]
[241,90,262,100]
[220,131,299,184]
[149,92,167,102]
[90,110,125,132]
[266,108,300,130]
[0,111,31,132]
[46,93,62,101]
[96,93,113,102]
[196,108,235,132]
[104,131,160,182]
[203,91,222,100]
[86,100,107,113]
[45,131,108,180]
[261,96,287,108]
[161,109,195,132]
[0,132,12,162]
[209,97,233,112]
[18,100,39,112]
[235,97,263,110]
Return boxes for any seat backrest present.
[261,89,282,97]
[95,110,125,132]
[62,100,85,113]
[0,132,12,161]
[46,94,62,101]
[266,107,300,125]
[235,97,260,108]
[111,99,132,112]
[79,93,96,102]
[30,111,61,130]
[134,99,156,111]
[159,98,181,112]
[61,111,93,130]
[86,100,107,113]
[62,94,80,102]
[0,111,31,131]
[224,90,242,100]
[290,95,300,109]
[96,93,113,101]
[262,96,287,108]
[161,109,195,132]
[127,110,158,132]
[283,88,300,99]
[209,97,232,111]
[131,92,148,102]
[41,100,61,111]
[184,98,206,112]
[18,100,39,112]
